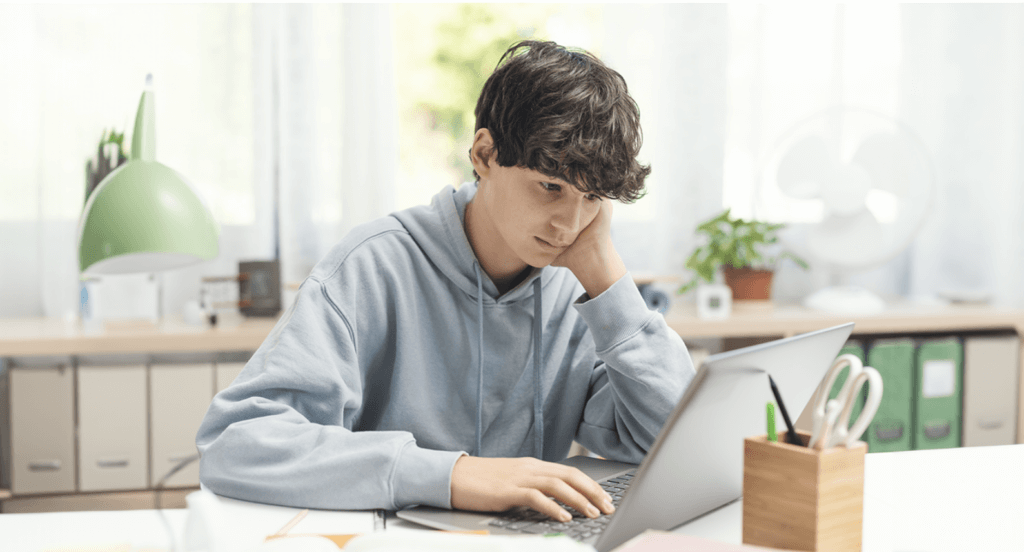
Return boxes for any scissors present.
[807,353,883,450]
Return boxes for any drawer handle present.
[97,458,130,469]
[978,418,1004,430]
[28,460,62,472]
[923,421,951,440]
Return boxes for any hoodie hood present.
[391,183,547,304]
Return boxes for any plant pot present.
[723,266,774,301]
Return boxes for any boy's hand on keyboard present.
[451,456,615,522]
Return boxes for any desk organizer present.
[742,430,866,552]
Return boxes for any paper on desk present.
[610,530,799,552]
[342,532,594,552]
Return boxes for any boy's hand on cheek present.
[552,200,627,299]
[450,456,615,521]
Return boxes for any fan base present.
[803,286,885,315]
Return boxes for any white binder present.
[963,334,1019,447]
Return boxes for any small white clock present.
[696,284,732,320]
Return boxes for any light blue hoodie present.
[196,183,695,511]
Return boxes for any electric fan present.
[757,106,935,314]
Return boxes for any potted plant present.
[678,209,808,300]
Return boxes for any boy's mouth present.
[535,237,567,250]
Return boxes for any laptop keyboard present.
[488,470,635,539]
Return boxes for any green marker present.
[767,402,777,442]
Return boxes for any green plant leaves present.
[677,209,808,295]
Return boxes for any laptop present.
[397,323,854,551]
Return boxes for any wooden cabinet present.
[9,358,75,495]
[0,315,273,512]
[150,363,214,488]
[78,363,148,491]
[215,362,246,394]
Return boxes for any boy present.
[197,40,694,523]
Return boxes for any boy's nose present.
[550,201,584,236]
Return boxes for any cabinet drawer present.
[10,364,75,494]
[215,362,246,394]
[78,365,148,491]
[150,363,213,487]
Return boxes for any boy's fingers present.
[522,489,571,522]
[535,477,599,519]
[559,466,615,514]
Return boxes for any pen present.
[767,402,777,442]
[768,375,803,446]
[274,509,309,537]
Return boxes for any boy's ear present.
[470,129,496,178]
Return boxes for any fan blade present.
[850,132,922,197]
[775,135,832,199]
[807,209,887,268]
[822,164,871,217]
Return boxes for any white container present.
[696,284,732,320]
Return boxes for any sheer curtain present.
[264,3,397,290]
[7,4,1023,319]
[601,4,730,277]
[900,4,1024,307]
[0,4,396,319]
[723,4,1024,306]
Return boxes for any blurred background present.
[4,3,1023,320]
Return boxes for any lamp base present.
[803,286,885,315]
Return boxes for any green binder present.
[866,339,916,452]
[828,340,867,427]
[914,337,963,450]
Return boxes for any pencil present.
[767,402,777,442]
[274,508,309,537]
[768,375,803,446]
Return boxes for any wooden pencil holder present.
[742,430,866,552]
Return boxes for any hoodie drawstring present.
[471,264,545,461]
[532,277,545,459]
[473,263,484,457]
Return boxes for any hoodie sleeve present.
[196,277,466,510]
[571,273,696,463]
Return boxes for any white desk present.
[4,445,1022,552]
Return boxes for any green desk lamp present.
[77,75,219,274]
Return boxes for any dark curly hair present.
[473,40,650,203]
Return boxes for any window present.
[391,4,604,211]
[0,4,255,224]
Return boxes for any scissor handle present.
[828,366,884,449]
[808,354,864,449]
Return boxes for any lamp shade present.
[78,77,219,274]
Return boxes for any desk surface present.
[3,445,1021,552]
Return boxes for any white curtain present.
[601,4,730,278]
[262,3,397,290]
[0,4,396,319]
[6,3,1024,318]
[899,4,1024,307]
[714,4,1024,307]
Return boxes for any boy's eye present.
[586,194,602,202]
[541,182,561,193]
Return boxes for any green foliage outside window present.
[420,5,541,182]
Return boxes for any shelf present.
[665,301,1024,339]
[0,314,279,357]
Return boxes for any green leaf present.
[680,208,809,287]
